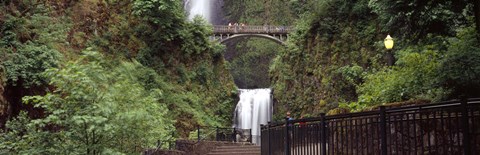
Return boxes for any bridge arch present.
[219,34,286,45]
[211,25,292,45]
[213,25,292,89]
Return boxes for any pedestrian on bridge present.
[234,23,239,33]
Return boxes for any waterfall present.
[183,0,270,145]
[184,0,211,23]
[184,0,226,24]
[233,89,273,145]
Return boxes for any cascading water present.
[183,0,271,145]
[233,89,273,145]
[184,0,226,24]
[184,0,211,22]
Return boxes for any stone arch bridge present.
[212,25,292,45]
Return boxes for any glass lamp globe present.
[384,35,394,49]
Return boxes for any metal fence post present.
[216,126,219,141]
[233,128,236,142]
[197,125,201,142]
[461,98,472,155]
[168,142,171,150]
[285,117,291,155]
[380,106,387,155]
[170,131,174,150]
[320,113,327,155]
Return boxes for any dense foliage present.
[225,39,278,88]
[223,0,298,88]
[1,51,174,154]
[1,0,236,153]
[270,0,380,115]
[369,0,471,39]
[437,27,480,98]
[221,0,480,118]
[268,0,480,117]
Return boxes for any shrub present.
[437,27,480,98]
[0,51,174,154]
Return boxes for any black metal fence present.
[143,140,176,155]
[261,98,480,155]
[196,126,252,143]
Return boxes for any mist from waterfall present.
[184,0,211,23]
[184,0,226,24]
[233,89,273,145]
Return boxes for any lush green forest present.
[0,0,236,153]
[1,0,480,154]
[222,0,298,89]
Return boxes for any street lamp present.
[384,35,394,66]
[384,35,394,49]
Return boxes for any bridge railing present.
[261,98,480,155]
[194,126,252,143]
[213,25,292,34]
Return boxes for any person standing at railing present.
[234,23,239,33]
[297,115,306,147]
[286,111,294,121]
[298,115,306,127]
[286,112,294,147]
[228,22,232,32]
[240,23,245,32]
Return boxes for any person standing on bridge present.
[234,23,239,33]
[228,22,232,30]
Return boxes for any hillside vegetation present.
[223,0,480,119]
[0,0,236,153]
[222,0,299,88]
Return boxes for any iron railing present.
[213,25,292,34]
[143,140,176,155]
[261,98,480,155]
[196,126,252,143]
[143,126,253,154]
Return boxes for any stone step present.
[213,148,260,151]
[207,152,261,155]
[207,145,261,155]
[214,145,260,149]
[212,148,260,152]
[210,151,260,153]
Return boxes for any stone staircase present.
[207,145,261,155]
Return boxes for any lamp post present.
[384,35,395,66]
